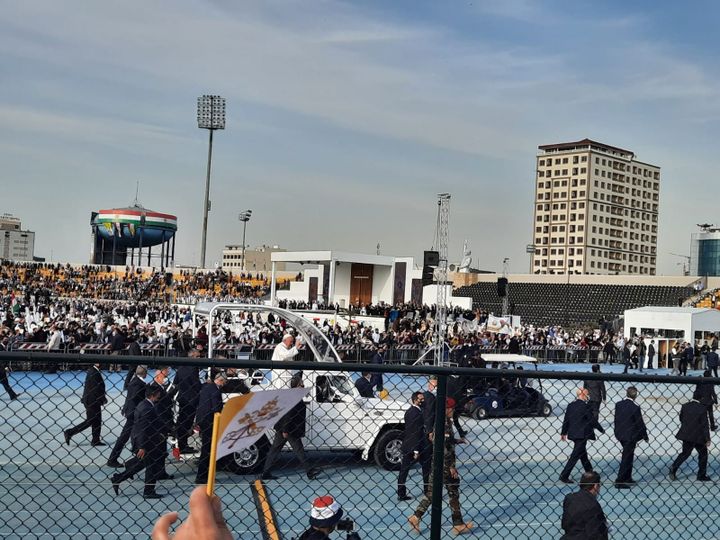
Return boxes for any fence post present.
[429,373,448,539]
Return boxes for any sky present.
[2,0,720,275]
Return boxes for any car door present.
[307,374,368,449]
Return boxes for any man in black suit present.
[424,376,467,443]
[174,350,203,453]
[613,386,648,488]
[680,343,694,376]
[583,364,606,422]
[397,391,429,501]
[559,388,605,483]
[107,365,147,467]
[707,346,719,378]
[696,370,718,431]
[111,385,166,499]
[195,373,226,485]
[647,340,656,370]
[355,372,375,398]
[561,470,608,540]
[261,373,317,481]
[670,391,712,481]
[65,363,107,446]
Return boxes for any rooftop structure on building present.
[0,214,36,261]
[531,138,660,276]
[222,244,287,273]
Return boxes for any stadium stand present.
[454,282,696,327]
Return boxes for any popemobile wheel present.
[222,436,270,474]
[373,429,404,471]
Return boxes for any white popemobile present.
[190,303,408,473]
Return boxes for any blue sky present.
[2,0,719,274]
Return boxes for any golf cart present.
[463,354,552,420]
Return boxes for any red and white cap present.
[309,496,344,528]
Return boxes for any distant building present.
[531,139,660,275]
[0,214,35,262]
[222,244,286,273]
[690,226,720,276]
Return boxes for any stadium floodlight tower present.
[433,193,451,366]
[238,210,252,271]
[197,94,226,269]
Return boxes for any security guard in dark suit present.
[111,385,166,499]
[195,373,226,485]
[695,370,718,431]
[65,363,107,446]
[355,373,375,398]
[561,470,608,540]
[107,366,147,467]
[560,388,605,483]
[583,364,606,422]
[174,349,203,453]
[149,367,174,480]
[613,386,648,488]
[398,391,428,501]
[670,391,712,481]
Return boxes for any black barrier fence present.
[0,353,717,539]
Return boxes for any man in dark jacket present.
[613,386,648,488]
[706,346,719,378]
[195,373,226,485]
[261,373,317,480]
[370,346,386,392]
[647,340,656,370]
[670,392,712,481]
[397,391,428,501]
[561,470,608,540]
[174,350,203,453]
[355,373,375,398]
[559,388,605,483]
[680,343,694,376]
[424,376,467,442]
[622,343,632,374]
[107,365,147,467]
[583,364,606,422]
[111,385,166,499]
[65,363,107,446]
[695,370,718,431]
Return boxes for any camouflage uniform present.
[413,415,464,525]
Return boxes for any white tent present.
[624,306,720,368]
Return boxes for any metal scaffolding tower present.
[502,257,510,316]
[433,193,451,366]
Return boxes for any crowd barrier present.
[0,352,715,539]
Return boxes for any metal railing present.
[0,352,716,539]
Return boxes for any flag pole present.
[206,412,221,497]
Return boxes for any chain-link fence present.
[0,353,717,539]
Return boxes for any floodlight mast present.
[197,95,226,269]
[238,210,252,271]
[434,193,451,367]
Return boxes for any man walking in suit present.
[424,376,467,443]
[670,391,712,481]
[195,373,226,485]
[560,470,608,540]
[397,391,429,501]
[680,343,694,376]
[647,340,656,370]
[622,343,632,374]
[706,346,719,378]
[559,388,605,483]
[583,364,606,422]
[695,370,717,431]
[174,349,203,453]
[261,373,318,481]
[613,386,649,488]
[107,365,147,467]
[65,363,107,446]
[111,385,166,499]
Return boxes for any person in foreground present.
[560,470,608,540]
[408,397,473,535]
[152,486,233,540]
[297,496,349,540]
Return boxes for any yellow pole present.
[206,412,221,497]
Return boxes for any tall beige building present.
[531,139,660,275]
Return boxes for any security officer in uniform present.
[408,398,473,535]
[107,365,147,467]
[111,385,166,499]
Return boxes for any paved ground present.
[0,365,717,539]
